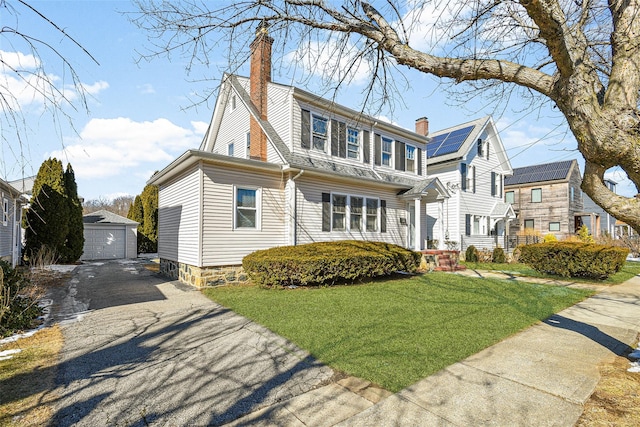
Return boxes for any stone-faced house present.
[424,117,515,252]
[504,159,583,239]
[148,25,458,287]
[0,178,24,267]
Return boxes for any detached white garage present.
[81,210,138,261]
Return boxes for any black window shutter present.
[487,142,490,160]
[473,166,476,193]
[417,148,423,175]
[491,172,496,196]
[322,193,331,232]
[395,141,405,171]
[374,134,381,166]
[461,163,467,191]
[331,119,339,156]
[363,130,370,164]
[380,200,387,233]
[301,110,311,149]
[465,214,471,236]
[338,122,347,158]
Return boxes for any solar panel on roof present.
[505,160,574,185]
[426,124,475,158]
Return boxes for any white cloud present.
[137,83,155,94]
[82,80,109,95]
[285,38,372,86]
[50,117,207,179]
[0,50,39,69]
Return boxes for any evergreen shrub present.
[465,245,479,262]
[0,261,42,337]
[519,242,628,279]
[492,247,506,263]
[243,240,421,287]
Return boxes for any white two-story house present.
[425,117,515,252]
[149,24,454,287]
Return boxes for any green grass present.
[204,273,593,392]
[461,261,640,285]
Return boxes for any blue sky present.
[1,1,633,200]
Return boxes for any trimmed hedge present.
[492,247,506,263]
[243,240,422,287]
[519,242,628,279]
[465,245,478,262]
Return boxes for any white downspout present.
[289,169,304,246]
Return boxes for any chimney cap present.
[415,117,429,122]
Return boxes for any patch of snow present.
[0,349,22,361]
[626,255,640,262]
[88,262,105,266]
[137,253,158,259]
[88,275,95,278]
[46,264,78,273]
[628,361,640,373]
[0,298,54,346]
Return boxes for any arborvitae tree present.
[127,195,151,253]
[62,163,84,263]
[140,184,158,253]
[24,158,69,260]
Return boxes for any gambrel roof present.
[505,160,577,186]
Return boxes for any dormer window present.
[406,145,416,173]
[347,128,359,159]
[312,115,328,151]
[477,138,484,157]
[381,137,392,166]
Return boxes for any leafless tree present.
[133,0,640,233]
[83,195,134,217]
[0,0,97,176]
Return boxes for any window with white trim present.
[406,145,416,173]
[228,141,235,157]
[235,187,260,229]
[494,173,501,197]
[245,132,251,159]
[347,128,360,159]
[381,136,392,166]
[2,198,8,226]
[350,196,363,231]
[332,194,347,231]
[312,115,328,151]
[366,198,378,231]
[549,222,560,232]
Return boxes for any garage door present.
[82,227,126,260]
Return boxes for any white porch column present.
[438,199,445,249]
[414,198,422,251]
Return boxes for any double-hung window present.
[406,145,416,173]
[235,187,259,229]
[347,128,360,159]
[332,194,347,231]
[228,141,235,157]
[381,137,392,166]
[350,197,363,231]
[366,198,378,231]
[531,188,542,203]
[505,191,515,204]
[312,115,328,152]
[2,198,8,226]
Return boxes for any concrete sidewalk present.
[230,274,640,426]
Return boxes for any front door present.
[407,203,415,249]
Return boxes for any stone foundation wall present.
[160,259,249,288]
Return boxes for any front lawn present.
[204,273,593,392]
[461,260,640,285]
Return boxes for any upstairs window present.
[231,95,237,111]
[406,145,416,173]
[312,115,328,151]
[245,132,251,159]
[477,139,484,157]
[531,188,542,203]
[505,191,515,204]
[347,128,360,159]
[228,141,235,157]
[381,137,392,166]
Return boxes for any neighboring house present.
[504,159,583,239]
[0,178,24,267]
[582,179,617,237]
[424,117,515,252]
[81,210,138,261]
[149,24,458,287]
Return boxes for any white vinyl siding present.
[157,166,201,266]
[295,175,405,247]
[213,90,251,158]
[267,83,291,153]
[201,163,286,266]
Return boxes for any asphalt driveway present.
[49,259,333,426]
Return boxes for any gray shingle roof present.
[83,209,139,225]
[505,160,575,186]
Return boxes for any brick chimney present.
[249,21,273,162]
[415,117,429,136]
